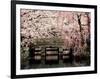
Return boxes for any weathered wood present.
[29,47,42,64]
[45,47,59,64]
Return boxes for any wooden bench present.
[62,48,74,64]
[29,47,42,64]
[45,47,59,64]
